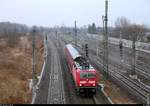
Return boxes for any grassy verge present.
[0,36,44,104]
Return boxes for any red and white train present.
[65,44,97,96]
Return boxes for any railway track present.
[34,33,109,104]
[137,60,150,71]
[83,35,150,80]
[34,35,52,104]
[57,36,109,104]
[108,61,150,90]
[58,38,96,104]
[89,44,150,80]
[47,36,65,104]
[79,43,150,103]
[62,35,150,103]
[109,63,149,102]
[124,62,150,80]
[136,64,150,75]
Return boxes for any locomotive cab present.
[78,67,97,96]
[65,44,97,96]
[74,57,97,96]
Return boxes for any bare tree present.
[115,16,131,29]
[113,17,147,76]
[112,17,131,39]
[114,16,147,41]
[127,24,147,42]
[0,22,30,47]
[5,25,19,47]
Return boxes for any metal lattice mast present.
[102,15,105,79]
[102,0,109,80]
[32,26,36,98]
[131,33,136,75]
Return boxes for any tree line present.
[87,17,150,42]
[112,16,148,42]
[0,22,49,47]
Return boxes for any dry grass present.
[96,72,137,104]
[0,36,44,104]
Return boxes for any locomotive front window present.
[82,66,89,70]
[80,73,88,78]
[80,73,95,78]
[88,73,95,78]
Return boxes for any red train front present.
[65,44,97,96]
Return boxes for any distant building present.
[145,32,150,42]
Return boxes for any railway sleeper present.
[110,75,146,103]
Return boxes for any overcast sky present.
[0,0,149,27]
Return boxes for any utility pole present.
[130,33,137,77]
[45,32,47,41]
[102,15,105,75]
[102,0,109,80]
[119,31,124,63]
[32,26,37,98]
[74,21,77,46]
[44,32,46,60]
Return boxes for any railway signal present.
[119,32,124,62]
[85,43,88,58]
[45,32,47,41]
[119,41,123,57]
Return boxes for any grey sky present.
[0,0,149,27]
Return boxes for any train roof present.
[66,44,81,60]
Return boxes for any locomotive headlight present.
[80,84,82,86]
[93,83,95,86]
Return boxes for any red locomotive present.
[65,44,97,96]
